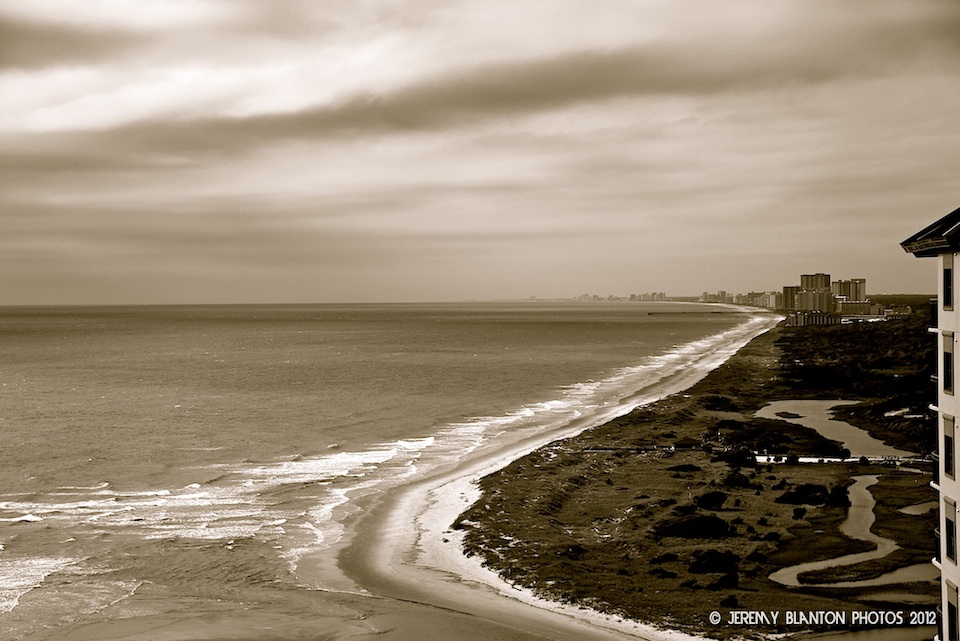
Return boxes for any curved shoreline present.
[325,313,782,640]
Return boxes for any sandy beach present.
[327,313,782,641]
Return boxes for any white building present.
[903,206,960,641]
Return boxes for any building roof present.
[902,205,960,257]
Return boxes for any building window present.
[947,334,955,395]
[948,500,957,563]
[946,254,955,310]
[948,416,957,479]
[950,583,959,641]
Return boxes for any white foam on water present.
[0,556,77,614]
[55,482,110,492]
[0,515,43,524]
[0,564,143,641]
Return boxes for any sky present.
[2,0,959,304]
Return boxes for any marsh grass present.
[457,316,938,639]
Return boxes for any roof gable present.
[902,205,960,257]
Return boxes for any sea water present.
[0,302,770,638]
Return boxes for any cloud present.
[0,16,145,69]
[9,0,957,164]
[2,0,959,302]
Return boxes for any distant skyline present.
[2,0,958,304]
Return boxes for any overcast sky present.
[2,0,958,304]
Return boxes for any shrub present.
[775,483,829,505]
[689,549,740,574]
[724,470,753,488]
[653,515,734,539]
[695,491,729,511]
[667,464,702,473]
[651,552,679,564]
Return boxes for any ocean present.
[0,301,773,639]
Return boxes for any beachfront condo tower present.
[903,206,960,641]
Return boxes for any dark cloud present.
[0,195,651,304]
[0,190,599,276]
[13,1,955,166]
[120,45,867,149]
[0,151,165,174]
[0,201,370,274]
[0,16,144,69]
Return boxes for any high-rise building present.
[902,206,960,641]
[796,288,836,313]
[800,273,831,290]
[852,278,867,302]
[831,278,868,302]
[782,286,799,310]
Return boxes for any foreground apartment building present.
[903,206,960,641]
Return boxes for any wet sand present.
[335,429,701,641]
[331,388,738,640]
[33,589,561,641]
